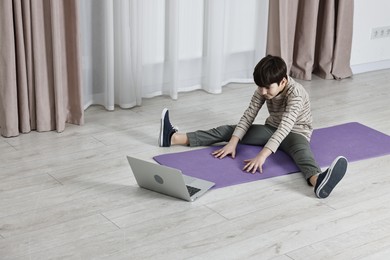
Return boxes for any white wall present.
[351,0,390,73]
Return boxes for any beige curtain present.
[0,0,83,138]
[267,0,354,80]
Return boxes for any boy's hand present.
[212,136,240,159]
[243,148,272,174]
[212,142,237,159]
[243,156,266,174]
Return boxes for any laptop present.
[127,156,215,202]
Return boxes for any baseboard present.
[351,60,390,74]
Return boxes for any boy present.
[158,55,347,199]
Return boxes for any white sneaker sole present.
[158,108,168,147]
[316,156,348,198]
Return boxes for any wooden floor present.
[1,69,390,259]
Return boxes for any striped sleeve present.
[232,89,265,140]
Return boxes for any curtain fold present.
[80,0,269,110]
[267,0,354,80]
[80,0,144,110]
[0,0,83,138]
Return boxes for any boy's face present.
[258,78,287,100]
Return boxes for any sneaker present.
[315,156,348,199]
[159,108,178,147]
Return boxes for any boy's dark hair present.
[253,55,287,88]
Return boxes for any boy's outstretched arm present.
[243,147,272,174]
[212,135,240,159]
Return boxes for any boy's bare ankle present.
[310,175,318,186]
[170,133,177,145]
[171,133,189,146]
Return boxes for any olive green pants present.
[187,124,322,183]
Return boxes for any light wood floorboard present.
[1,69,390,259]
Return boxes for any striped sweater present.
[232,76,313,153]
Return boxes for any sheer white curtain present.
[79,0,268,110]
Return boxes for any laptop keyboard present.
[186,185,201,196]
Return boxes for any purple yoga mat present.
[153,122,390,189]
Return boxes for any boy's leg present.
[187,124,275,147]
[187,123,277,147]
[160,108,273,147]
[279,132,322,183]
[240,124,275,145]
[186,125,236,147]
[279,132,348,199]
[159,108,237,147]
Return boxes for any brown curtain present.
[266,0,354,80]
[0,0,83,138]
